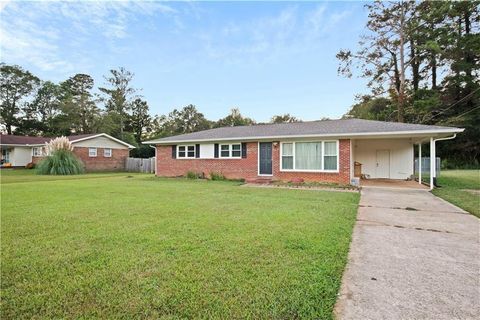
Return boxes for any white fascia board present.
[70,133,136,149]
[142,128,464,145]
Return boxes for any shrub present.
[36,150,85,175]
[209,172,226,181]
[186,171,203,179]
[129,145,155,158]
[25,162,35,169]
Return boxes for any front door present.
[259,142,272,175]
[376,150,390,178]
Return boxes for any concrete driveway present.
[335,187,480,320]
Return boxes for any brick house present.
[0,133,134,171]
[144,119,463,189]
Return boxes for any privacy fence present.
[126,157,156,173]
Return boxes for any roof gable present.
[0,133,135,148]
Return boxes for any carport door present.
[376,150,390,178]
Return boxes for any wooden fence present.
[126,157,156,173]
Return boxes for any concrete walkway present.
[335,187,480,320]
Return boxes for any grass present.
[1,169,359,319]
[432,170,480,218]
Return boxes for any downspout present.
[430,134,457,189]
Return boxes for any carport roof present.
[143,118,463,144]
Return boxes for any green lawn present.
[433,170,480,218]
[1,169,359,319]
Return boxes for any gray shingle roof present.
[144,118,463,144]
[0,134,97,145]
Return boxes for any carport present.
[350,129,463,190]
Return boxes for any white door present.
[376,150,390,178]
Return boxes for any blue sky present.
[0,0,369,122]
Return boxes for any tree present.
[337,1,416,122]
[99,67,137,139]
[15,81,63,135]
[215,108,255,127]
[270,114,300,123]
[0,64,40,134]
[344,96,394,121]
[339,1,480,166]
[127,98,151,143]
[60,74,99,134]
[151,104,212,137]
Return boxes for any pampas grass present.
[36,137,84,175]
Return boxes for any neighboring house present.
[144,119,463,189]
[0,133,135,171]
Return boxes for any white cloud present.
[0,0,176,74]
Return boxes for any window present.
[220,144,241,158]
[280,141,338,172]
[177,145,195,158]
[187,145,195,157]
[323,142,338,170]
[33,147,43,157]
[281,143,293,169]
[295,142,322,170]
[104,148,112,157]
[178,146,186,158]
[231,144,241,157]
[220,144,230,157]
[89,148,97,157]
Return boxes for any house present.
[143,119,463,189]
[0,133,135,171]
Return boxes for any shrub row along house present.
[144,119,463,189]
[0,133,134,171]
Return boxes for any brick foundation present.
[156,139,351,184]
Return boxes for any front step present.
[245,177,273,184]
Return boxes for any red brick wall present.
[73,147,128,171]
[31,156,43,164]
[156,139,351,184]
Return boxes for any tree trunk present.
[410,39,419,93]
[464,10,472,79]
[397,6,406,123]
[392,53,401,94]
[431,52,437,90]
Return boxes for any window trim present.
[32,147,43,157]
[219,143,242,159]
[88,147,97,157]
[280,140,339,173]
[176,145,196,159]
[104,148,112,158]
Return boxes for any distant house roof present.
[0,133,135,148]
[143,118,464,144]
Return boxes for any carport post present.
[418,143,422,184]
[430,137,436,190]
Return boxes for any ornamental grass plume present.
[36,137,84,175]
[45,136,74,154]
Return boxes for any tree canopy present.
[339,0,479,166]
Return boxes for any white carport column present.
[418,143,422,184]
[430,137,436,190]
